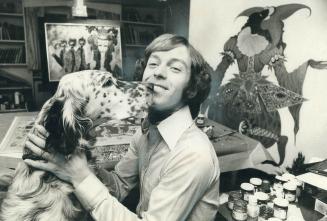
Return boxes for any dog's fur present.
[0,70,151,221]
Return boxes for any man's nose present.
[153,64,167,79]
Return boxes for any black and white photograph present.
[1,0,327,220]
[45,22,122,81]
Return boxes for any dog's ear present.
[43,98,80,155]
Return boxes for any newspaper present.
[0,116,35,155]
[0,116,36,168]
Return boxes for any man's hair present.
[68,38,76,46]
[139,33,212,118]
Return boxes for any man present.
[25,34,220,221]
[75,37,87,71]
[59,40,67,66]
[64,38,77,73]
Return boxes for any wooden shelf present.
[0,63,27,67]
[121,20,164,27]
[0,13,23,17]
[0,108,28,113]
[125,44,147,48]
[0,40,25,43]
[0,86,31,90]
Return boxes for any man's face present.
[60,42,67,48]
[79,39,85,46]
[97,39,109,53]
[69,41,75,48]
[142,45,191,113]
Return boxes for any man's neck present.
[148,109,172,125]
[148,108,178,124]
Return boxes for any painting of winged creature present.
[206,4,327,166]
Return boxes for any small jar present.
[273,176,288,192]
[281,173,295,181]
[241,182,254,201]
[195,114,205,128]
[273,198,289,220]
[283,182,297,203]
[258,205,274,221]
[261,180,271,194]
[247,195,259,218]
[250,177,262,192]
[14,91,20,107]
[290,179,303,199]
[232,199,248,221]
[228,190,242,210]
[255,191,269,206]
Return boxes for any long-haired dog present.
[0,70,152,221]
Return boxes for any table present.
[203,118,273,172]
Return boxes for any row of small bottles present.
[0,91,26,110]
[228,173,302,221]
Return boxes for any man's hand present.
[24,125,92,188]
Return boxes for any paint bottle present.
[255,191,269,206]
[273,176,287,198]
[281,173,295,182]
[228,190,242,210]
[273,198,289,220]
[241,183,254,202]
[247,195,259,218]
[289,179,303,201]
[260,179,271,194]
[283,182,297,203]
[14,91,20,108]
[250,177,262,192]
[232,199,248,221]
[258,205,274,221]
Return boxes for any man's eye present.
[170,67,181,72]
[148,63,158,68]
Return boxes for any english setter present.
[0,70,152,221]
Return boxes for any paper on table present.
[297,172,327,191]
[0,116,35,154]
[287,204,305,221]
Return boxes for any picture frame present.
[44,22,122,82]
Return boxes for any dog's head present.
[23,70,152,159]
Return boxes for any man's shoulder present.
[183,125,212,145]
[179,125,216,159]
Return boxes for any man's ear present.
[185,87,197,99]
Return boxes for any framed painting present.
[44,22,122,81]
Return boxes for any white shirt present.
[74,106,220,221]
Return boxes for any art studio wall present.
[189,0,327,167]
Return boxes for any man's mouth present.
[152,83,168,92]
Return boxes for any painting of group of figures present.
[45,23,122,81]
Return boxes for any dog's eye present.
[103,79,113,87]
[116,80,126,88]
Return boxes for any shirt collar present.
[156,106,194,151]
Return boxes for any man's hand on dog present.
[24,125,92,188]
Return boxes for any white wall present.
[189,0,327,167]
